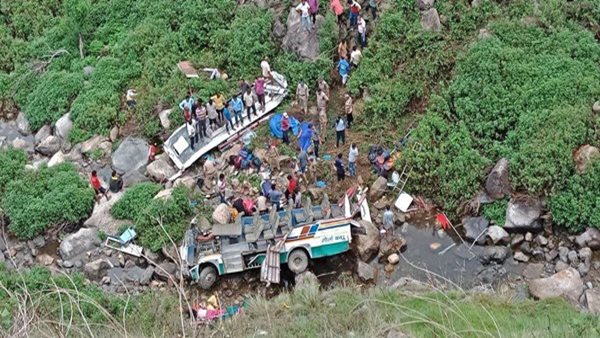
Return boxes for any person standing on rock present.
[90,170,110,203]
[350,46,362,69]
[344,94,354,128]
[330,0,344,24]
[296,0,312,32]
[256,192,269,215]
[232,95,244,128]
[316,88,329,122]
[338,57,350,85]
[296,81,309,114]
[349,0,361,29]
[334,153,346,181]
[195,99,208,139]
[357,15,367,48]
[286,173,298,201]
[281,112,291,144]
[348,143,358,177]
[243,88,257,120]
[255,76,266,112]
[319,105,328,138]
[334,116,346,148]
[261,57,272,80]
[187,118,198,149]
[308,0,319,25]
[109,170,124,193]
[207,99,218,130]
[382,205,395,237]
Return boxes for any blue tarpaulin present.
[298,122,312,152]
[269,113,300,139]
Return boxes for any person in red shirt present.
[90,170,110,203]
[148,143,157,161]
[285,173,298,201]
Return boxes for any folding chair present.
[104,227,143,257]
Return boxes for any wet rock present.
[353,220,381,262]
[369,176,388,201]
[212,203,231,225]
[513,251,529,263]
[584,289,600,315]
[575,228,600,250]
[159,109,172,129]
[420,8,441,32]
[485,158,511,200]
[511,234,524,247]
[487,225,509,244]
[37,253,55,266]
[477,265,507,284]
[463,217,489,245]
[59,228,100,261]
[36,135,61,156]
[522,263,544,279]
[34,125,52,145]
[573,145,600,173]
[555,260,570,272]
[536,235,548,246]
[480,246,510,265]
[55,113,73,140]
[111,137,150,174]
[416,0,435,10]
[567,250,579,266]
[357,261,375,282]
[295,271,319,289]
[388,253,400,265]
[503,197,542,231]
[61,260,74,268]
[84,259,111,280]
[282,9,326,61]
[84,191,128,236]
[529,268,583,303]
[146,157,176,182]
[154,262,178,281]
[47,151,66,167]
[16,112,31,135]
[379,236,406,258]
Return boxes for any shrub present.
[0,149,27,193]
[2,163,95,239]
[482,199,508,226]
[111,182,162,220]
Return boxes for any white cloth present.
[261,60,271,78]
[187,120,197,136]
[126,89,136,101]
[358,18,366,34]
[350,50,362,65]
[243,92,254,106]
[296,2,311,17]
[348,147,358,163]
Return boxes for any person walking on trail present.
[319,106,328,140]
[330,0,344,24]
[255,76,266,112]
[296,81,309,114]
[348,143,358,177]
[344,94,354,128]
[261,57,273,80]
[232,95,244,128]
[338,57,350,85]
[296,0,312,32]
[335,116,346,148]
[316,88,329,119]
[357,15,367,48]
[211,92,226,124]
[285,173,297,200]
[223,103,234,134]
[349,0,361,29]
[270,184,283,211]
[281,112,291,144]
[311,124,321,159]
[207,99,218,130]
[179,94,195,112]
[350,46,362,69]
[195,99,208,139]
[298,149,309,174]
[382,205,395,237]
[109,170,123,193]
[334,153,346,181]
[367,0,378,21]
[243,88,257,119]
[318,78,330,97]
[308,0,319,24]
[338,41,348,60]
[90,170,110,203]
[187,118,198,149]
[216,173,227,204]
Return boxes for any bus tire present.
[287,248,309,274]
[198,265,218,290]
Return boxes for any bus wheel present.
[198,265,217,290]
[288,249,309,274]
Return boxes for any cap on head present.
[283,112,289,118]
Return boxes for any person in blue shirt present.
[232,95,244,128]
[338,57,350,85]
[179,93,195,112]
[223,103,234,134]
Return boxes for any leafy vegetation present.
[111,182,162,220]
[2,162,95,239]
[482,199,508,226]
[0,149,27,193]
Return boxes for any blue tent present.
[269,113,300,139]
[298,122,312,152]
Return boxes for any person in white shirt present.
[187,119,198,150]
[126,89,137,108]
[296,0,312,32]
[350,46,362,69]
[261,57,272,79]
[348,143,358,176]
[357,15,367,48]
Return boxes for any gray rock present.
[528,268,583,304]
[357,261,375,282]
[123,168,150,188]
[146,158,176,182]
[485,158,510,200]
[369,176,388,201]
[84,191,128,235]
[111,137,150,174]
[545,249,558,262]
[12,137,35,154]
[514,251,529,262]
[295,271,319,289]
[48,151,66,167]
[511,234,524,247]
[32,236,46,248]
[282,9,327,61]
[16,112,31,135]
[463,217,489,245]
[109,126,119,142]
[584,288,600,315]
[272,19,286,39]
[83,66,95,77]
[487,225,509,244]
[480,246,510,265]
[212,203,231,225]
[577,262,589,277]
[128,266,155,285]
[34,125,52,145]
[154,262,178,280]
[521,241,533,255]
[555,260,570,272]
[567,250,579,266]
[158,109,172,129]
[59,228,100,261]
[575,228,600,250]
[387,329,411,338]
[573,145,600,174]
[61,260,74,268]
[522,263,544,279]
[503,197,542,231]
[353,220,381,262]
[593,101,600,114]
[536,235,548,246]
[36,135,61,156]
[84,259,111,280]
[55,113,73,140]
[420,8,441,32]
[579,247,592,263]
[558,246,569,262]
[416,0,435,10]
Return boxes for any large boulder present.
[123,168,150,188]
[16,112,31,135]
[480,246,510,265]
[84,259,111,280]
[379,235,406,258]
[420,8,441,32]
[59,228,100,261]
[54,113,73,140]
[48,151,66,167]
[111,137,149,174]
[485,158,511,199]
[146,157,176,182]
[584,289,600,315]
[573,145,600,174]
[369,176,388,201]
[503,197,542,231]
[575,228,600,250]
[282,9,326,61]
[353,220,381,261]
[154,262,178,280]
[295,271,319,289]
[357,261,375,282]
[84,191,129,235]
[212,203,231,225]
[416,0,435,10]
[35,135,61,156]
[12,137,34,154]
[528,268,584,303]
[487,225,509,244]
[80,135,109,154]
[462,217,489,245]
[34,125,52,145]
[109,266,155,285]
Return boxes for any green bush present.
[2,163,95,239]
[482,199,508,226]
[0,149,27,193]
[111,182,162,220]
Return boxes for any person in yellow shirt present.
[211,92,226,124]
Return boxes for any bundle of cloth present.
[368,144,394,177]
[228,145,262,170]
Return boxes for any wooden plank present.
[177,61,199,78]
